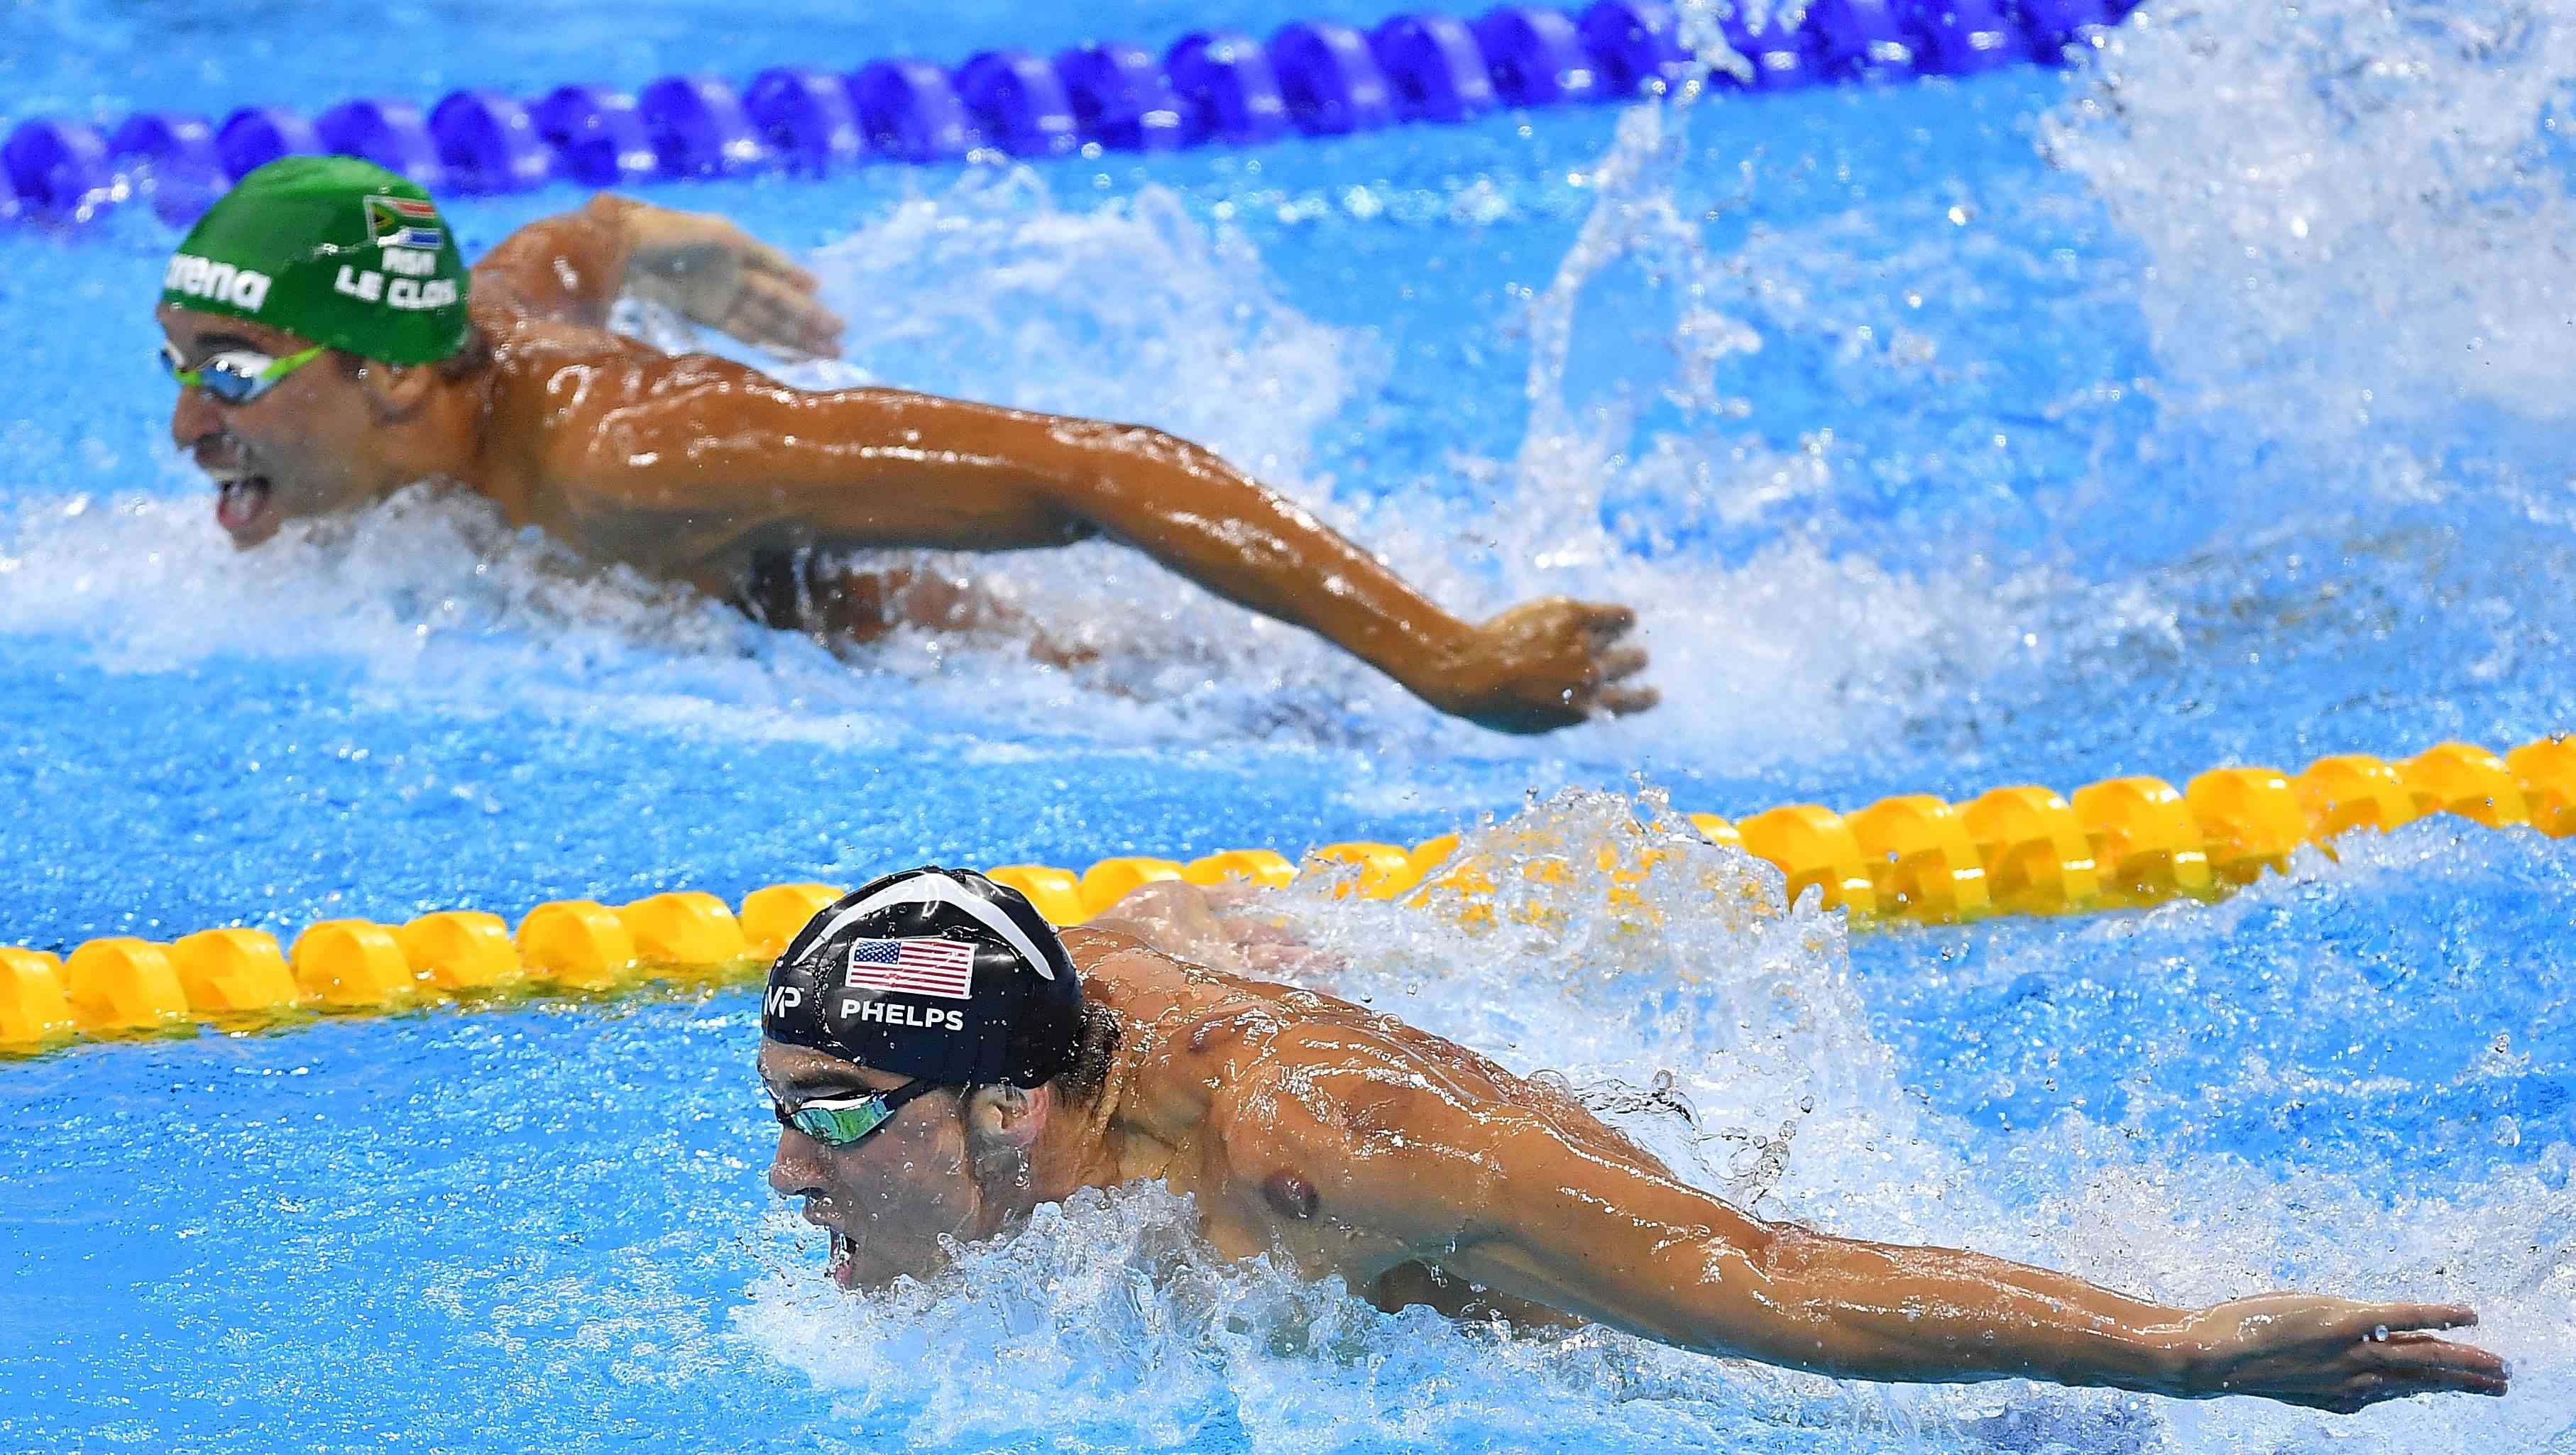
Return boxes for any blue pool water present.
[4,1,2574,1450]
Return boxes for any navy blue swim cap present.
[762,867,1082,1089]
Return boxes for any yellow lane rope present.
[3,737,2567,1056]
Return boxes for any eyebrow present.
[771,1065,871,1099]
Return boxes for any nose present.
[170,385,224,452]
[768,1128,828,1199]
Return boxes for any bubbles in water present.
[0,485,935,745]
[2044,1,2576,487]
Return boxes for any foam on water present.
[736,790,2569,1453]
[2043,0,2576,519]
[0,486,928,747]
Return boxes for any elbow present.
[1040,417,1213,488]
[1740,1217,1806,1280]
[1706,1222,1839,1361]
[581,193,642,230]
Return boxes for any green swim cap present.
[160,156,470,367]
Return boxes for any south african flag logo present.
[364,194,445,251]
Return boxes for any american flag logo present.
[845,938,977,999]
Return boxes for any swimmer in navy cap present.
[762,874,2508,1415]
[155,165,1649,734]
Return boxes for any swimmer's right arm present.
[1320,1097,2508,1410]
[472,196,842,358]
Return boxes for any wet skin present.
[158,195,1653,732]
[763,882,2511,1415]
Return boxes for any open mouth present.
[214,475,273,534]
[828,1230,858,1289]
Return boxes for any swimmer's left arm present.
[556,378,1652,732]
[473,196,843,358]
[1306,1094,2506,1410]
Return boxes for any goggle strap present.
[874,1078,945,1116]
[260,345,327,380]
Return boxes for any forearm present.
[469,194,638,325]
[1719,1232,2195,1393]
[1027,419,1480,695]
[578,384,1621,723]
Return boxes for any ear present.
[358,358,442,423]
[961,1082,1051,1153]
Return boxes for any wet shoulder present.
[1197,981,1677,1188]
[476,299,659,383]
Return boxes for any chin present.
[827,1224,965,1290]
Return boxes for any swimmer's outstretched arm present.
[1304,1091,2507,1410]
[472,196,844,358]
[547,368,1654,731]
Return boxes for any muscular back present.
[1065,926,1673,1324]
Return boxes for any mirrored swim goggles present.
[771,1078,943,1149]
[159,341,326,405]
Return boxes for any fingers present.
[1596,645,1648,683]
[2366,1333,2511,1387]
[744,239,822,295]
[2326,1307,2509,1408]
[640,219,840,358]
[1579,602,1635,647]
[720,274,847,361]
[2396,1302,2478,1332]
[1583,642,1651,717]
[1569,603,1652,717]
[1459,596,1657,730]
[2338,1364,2509,1409]
[1196,881,1266,913]
[2333,1302,2478,1343]
[1222,916,1307,947]
[1109,879,1213,921]
[680,216,823,293]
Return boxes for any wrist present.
[2134,1314,2212,1398]
[582,192,642,232]
[1393,620,1489,713]
[581,194,646,276]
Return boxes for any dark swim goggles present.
[771,1078,943,1149]
[158,341,326,405]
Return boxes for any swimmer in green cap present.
[154,158,1651,733]
[761,872,2511,1415]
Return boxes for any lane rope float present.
[3,0,2143,225]
[2,735,2565,1058]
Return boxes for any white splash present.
[2044,1,2576,460]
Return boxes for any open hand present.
[1434,598,1656,734]
[623,204,845,360]
[2178,1295,2507,1412]
[1087,880,1343,979]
